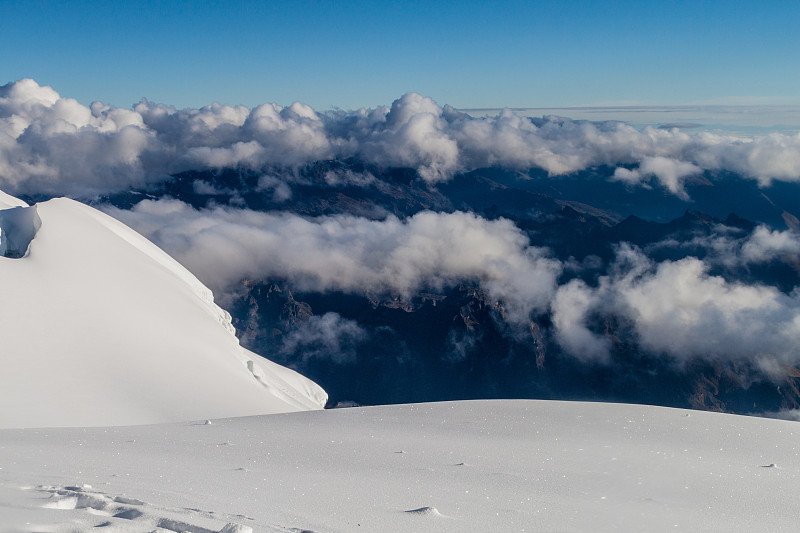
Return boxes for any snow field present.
[1,400,799,532]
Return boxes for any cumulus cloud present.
[740,226,800,263]
[0,80,155,196]
[3,79,800,197]
[553,245,800,370]
[618,257,797,365]
[105,200,562,324]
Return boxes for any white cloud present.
[551,279,611,363]
[617,257,793,363]
[553,245,800,368]
[104,198,800,371]
[740,226,800,263]
[0,80,156,196]
[3,79,800,197]
[647,223,800,268]
[104,200,561,325]
[613,157,701,199]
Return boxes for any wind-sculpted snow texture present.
[2,401,800,532]
[3,79,800,198]
[0,192,326,428]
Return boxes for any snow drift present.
[0,191,326,428]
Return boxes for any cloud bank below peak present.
[105,199,561,326]
[552,244,800,371]
[2,79,800,197]
[106,198,800,374]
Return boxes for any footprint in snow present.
[33,484,255,533]
[113,508,144,520]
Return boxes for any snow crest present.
[0,189,326,428]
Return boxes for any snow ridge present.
[0,190,326,428]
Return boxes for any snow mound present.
[0,191,326,428]
[404,506,445,517]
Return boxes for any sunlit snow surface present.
[1,401,798,532]
[0,195,326,428]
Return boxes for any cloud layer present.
[552,245,800,372]
[105,200,561,325]
[6,78,800,378]
[107,198,800,374]
[3,79,800,197]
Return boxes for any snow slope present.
[0,192,326,428]
[1,400,799,532]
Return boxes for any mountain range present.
[86,163,800,416]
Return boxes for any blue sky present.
[2,0,799,110]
